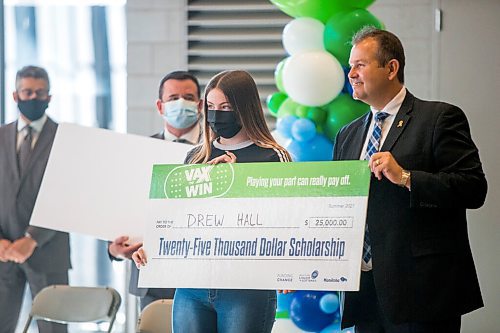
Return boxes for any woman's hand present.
[208,151,237,164]
[132,247,148,269]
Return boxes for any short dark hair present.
[352,26,405,83]
[15,65,51,91]
[158,71,200,99]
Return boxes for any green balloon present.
[270,0,373,24]
[324,93,370,140]
[296,105,327,127]
[266,92,288,117]
[306,107,328,126]
[274,58,288,93]
[295,105,309,118]
[324,9,384,65]
[277,97,300,118]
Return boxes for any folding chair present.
[22,285,121,333]
[136,299,173,333]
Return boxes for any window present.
[3,0,126,132]
[3,1,128,332]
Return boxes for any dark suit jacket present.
[333,91,486,324]
[0,117,71,274]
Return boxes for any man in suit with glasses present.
[0,65,71,333]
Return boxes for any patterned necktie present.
[363,111,389,264]
[18,125,33,175]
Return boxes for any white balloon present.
[282,51,344,107]
[283,18,325,55]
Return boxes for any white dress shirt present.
[16,114,48,151]
[163,123,201,144]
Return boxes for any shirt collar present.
[213,139,253,151]
[369,86,406,117]
[163,123,200,144]
[17,114,48,133]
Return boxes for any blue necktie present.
[363,112,389,264]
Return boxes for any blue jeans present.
[172,288,276,333]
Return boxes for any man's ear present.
[13,91,19,103]
[156,99,163,116]
[387,59,400,81]
[197,99,204,113]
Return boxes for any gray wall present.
[126,1,500,331]
[126,0,187,136]
[435,1,500,332]
[370,0,437,100]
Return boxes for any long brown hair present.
[188,70,291,163]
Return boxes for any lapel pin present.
[397,120,404,128]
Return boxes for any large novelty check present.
[139,161,370,291]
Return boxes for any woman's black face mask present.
[207,110,242,139]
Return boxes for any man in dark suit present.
[108,71,202,309]
[333,27,487,332]
[0,66,71,333]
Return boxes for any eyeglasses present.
[18,88,49,99]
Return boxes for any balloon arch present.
[268,0,383,163]
[267,1,383,332]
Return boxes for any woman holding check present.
[133,70,291,333]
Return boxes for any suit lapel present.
[345,112,372,160]
[381,91,414,152]
[6,121,21,179]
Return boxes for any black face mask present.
[207,110,242,139]
[18,99,49,121]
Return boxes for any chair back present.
[136,299,173,333]
[22,285,121,333]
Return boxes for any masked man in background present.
[0,65,71,333]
